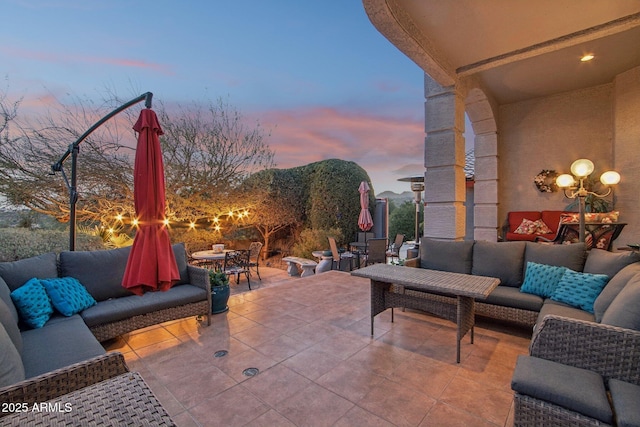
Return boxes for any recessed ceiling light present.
[581,54,595,62]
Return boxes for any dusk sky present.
[1,1,427,194]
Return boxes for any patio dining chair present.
[328,237,355,271]
[385,233,405,261]
[365,238,389,266]
[223,249,251,290]
[248,241,263,280]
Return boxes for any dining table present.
[191,249,234,269]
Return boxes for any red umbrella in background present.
[358,181,374,231]
[122,108,179,295]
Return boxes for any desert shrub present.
[291,227,343,259]
[0,228,104,261]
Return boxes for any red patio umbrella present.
[358,181,374,231]
[122,108,179,296]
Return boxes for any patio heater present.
[51,92,154,251]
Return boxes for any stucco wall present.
[497,84,614,224]
[613,66,640,247]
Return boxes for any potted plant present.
[209,269,230,314]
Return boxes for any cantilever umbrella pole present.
[51,92,153,251]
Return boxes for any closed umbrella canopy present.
[122,108,179,295]
[358,181,373,231]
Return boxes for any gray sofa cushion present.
[0,322,25,387]
[472,241,525,287]
[511,355,612,424]
[20,315,105,378]
[584,249,640,278]
[608,379,640,427]
[0,298,22,354]
[0,252,58,291]
[0,276,18,324]
[594,263,640,322]
[481,286,544,312]
[172,243,190,285]
[59,246,134,302]
[80,284,207,328]
[600,273,640,330]
[420,239,474,274]
[524,242,586,272]
[536,299,595,326]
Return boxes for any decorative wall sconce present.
[556,159,620,242]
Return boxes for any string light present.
[100,205,252,233]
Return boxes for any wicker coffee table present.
[0,372,174,426]
[352,264,500,363]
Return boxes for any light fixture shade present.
[600,170,620,185]
[570,159,594,177]
[556,174,575,188]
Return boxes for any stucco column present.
[465,89,499,242]
[423,75,466,240]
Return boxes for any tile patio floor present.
[103,267,532,427]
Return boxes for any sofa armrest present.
[404,257,420,268]
[0,352,129,410]
[530,315,640,385]
[187,264,209,291]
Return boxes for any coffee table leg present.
[456,296,475,363]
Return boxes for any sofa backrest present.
[60,246,134,301]
[524,242,587,272]
[472,241,526,287]
[593,260,640,322]
[0,252,58,292]
[172,243,190,285]
[60,243,191,301]
[420,239,474,274]
[600,272,640,331]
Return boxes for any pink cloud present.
[255,106,425,193]
[0,46,173,75]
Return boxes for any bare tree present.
[159,98,275,223]
[0,89,275,234]
[0,90,134,222]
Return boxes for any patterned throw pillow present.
[514,218,538,234]
[10,278,53,329]
[551,270,610,313]
[533,219,553,235]
[40,277,97,317]
[520,262,567,298]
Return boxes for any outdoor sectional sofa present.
[405,239,640,426]
[0,242,210,407]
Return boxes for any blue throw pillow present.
[520,262,567,298]
[10,278,53,329]
[551,270,610,313]
[40,277,97,317]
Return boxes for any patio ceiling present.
[363,0,640,104]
